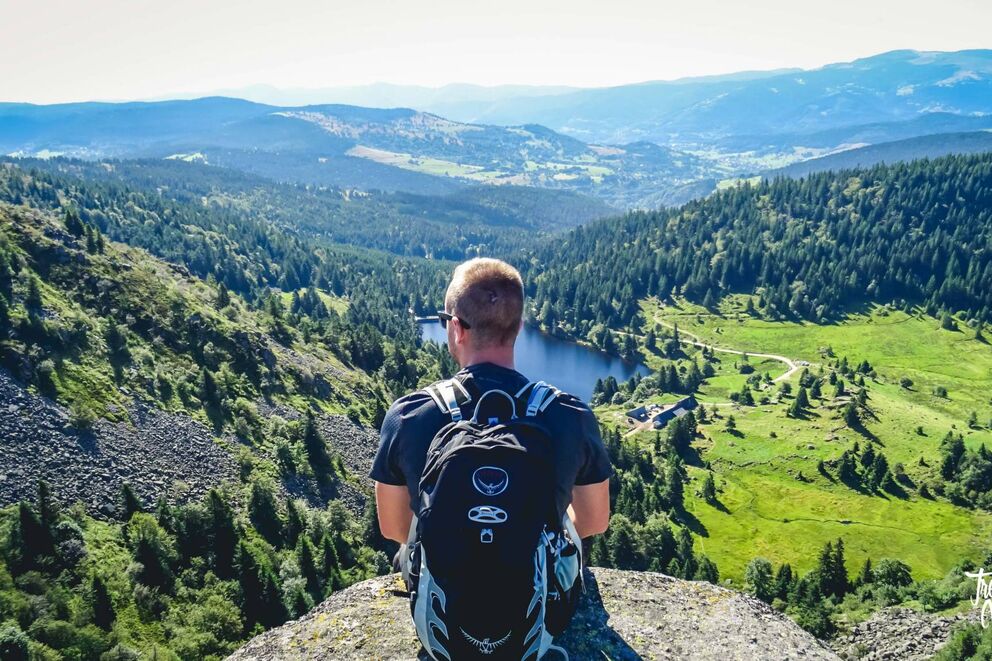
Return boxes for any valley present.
[1,46,992,660]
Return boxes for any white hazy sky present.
[2,0,990,104]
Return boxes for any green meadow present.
[623,297,992,584]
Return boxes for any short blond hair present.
[444,258,524,348]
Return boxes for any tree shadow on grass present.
[816,461,837,483]
[673,508,709,537]
[680,445,705,467]
[880,482,910,500]
[706,497,731,514]
[896,471,916,489]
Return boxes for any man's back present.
[371,361,612,524]
[372,257,610,658]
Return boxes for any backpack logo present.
[461,628,511,654]
[468,505,508,523]
[472,466,508,496]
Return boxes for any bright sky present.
[2,0,989,103]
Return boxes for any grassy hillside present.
[627,296,992,582]
[0,202,380,424]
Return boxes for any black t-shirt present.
[370,362,612,521]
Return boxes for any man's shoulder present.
[387,387,442,417]
[541,388,596,423]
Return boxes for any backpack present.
[405,376,583,660]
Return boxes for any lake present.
[418,321,649,402]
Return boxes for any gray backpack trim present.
[424,377,562,423]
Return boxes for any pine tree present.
[774,563,795,601]
[90,574,115,630]
[606,514,641,570]
[63,208,85,237]
[36,480,60,532]
[663,463,684,509]
[639,515,676,571]
[320,534,342,594]
[249,480,283,547]
[208,489,239,578]
[843,402,859,428]
[10,501,54,572]
[838,451,859,484]
[236,540,287,628]
[121,483,143,521]
[695,555,720,583]
[26,275,42,309]
[285,499,304,547]
[303,412,334,484]
[795,386,810,409]
[854,558,873,587]
[128,514,175,590]
[831,538,850,598]
[702,473,717,503]
[216,282,231,309]
[199,368,220,408]
[297,537,322,601]
[744,558,774,602]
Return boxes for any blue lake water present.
[419,321,649,402]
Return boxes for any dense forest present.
[0,158,611,262]
[522,153,992,348]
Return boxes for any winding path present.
[654,319,802,383]
[622,314,806,437]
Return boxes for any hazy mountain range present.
[2,49,991,208]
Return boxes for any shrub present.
[0,623,29,661]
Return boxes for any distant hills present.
[2,49,992,209]
[419,50,992,146]
[766,130,992,179]
[0,98,712,208]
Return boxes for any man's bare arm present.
[568,478,610,538]
[375,481,414,544]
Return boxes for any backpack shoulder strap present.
[516,380,562,417]
[423,375,475,422]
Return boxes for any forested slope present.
[523,152,992,349]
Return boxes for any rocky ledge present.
[228,568,840,660]
[830,606,978,660]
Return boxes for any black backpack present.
[405,376,583,660]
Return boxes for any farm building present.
[651,396,698,429]
[626,405,649,422]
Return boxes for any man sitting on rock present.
[371,257,611,659]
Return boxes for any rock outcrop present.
[228,568,840,660]
[829,606,978,660]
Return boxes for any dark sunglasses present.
[437,310,471,329]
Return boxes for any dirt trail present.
[654,319,801,383]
